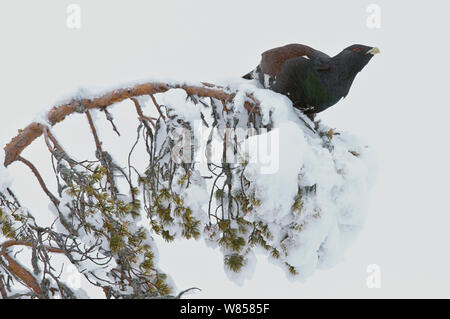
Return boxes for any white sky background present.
[1,0,449,298]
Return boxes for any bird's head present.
[335,44,380,74]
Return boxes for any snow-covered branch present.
[1,79,376,298]
[3,81,258,167]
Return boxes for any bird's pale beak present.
[366,47,380,55]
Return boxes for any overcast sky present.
[1,0,450,298]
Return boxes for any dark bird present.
[243,44,380,118]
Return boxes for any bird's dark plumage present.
[243,43,379,116]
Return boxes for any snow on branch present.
[3,82,258,167]
[1,79,376,298]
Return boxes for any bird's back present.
[259,44,317,78]
[272,57,338,113]
[243,44,329,87]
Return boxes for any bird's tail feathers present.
[242,71,253,80]
[242,65,260,80]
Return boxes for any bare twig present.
[149,94,166,122]
[85,110,116,197]
[17,156,60,207]
[103,108,121,136]
[0,276,7,299]
[130,97,156,128]
[1,240,64,254]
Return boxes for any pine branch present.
[3,82,259,167]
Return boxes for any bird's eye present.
[353,48,361,52]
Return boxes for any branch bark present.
[0,251,43,297]
[3,82,259,167]
[0,275,7,299]
[1,240,64,254]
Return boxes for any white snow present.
[123,80,376,283]
[210,82,377,282]
[161,88,202,123]
[51,77,204,108]
[0,77,377,294]
[243,121,306,222]
[128,79,377,284]
[0,138,13,192]
[224,251,257,286]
